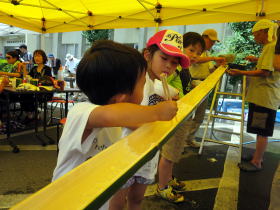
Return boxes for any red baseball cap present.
[147,30,190,68]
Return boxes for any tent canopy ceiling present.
[0,0,279,33]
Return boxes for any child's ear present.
[143,49,151,61]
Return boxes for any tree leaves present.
[82,29,113,43]
[212,22,261,86]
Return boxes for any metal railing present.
[12,66,226,210]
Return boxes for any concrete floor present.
[0,119,279,210]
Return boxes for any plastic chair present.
[56,117,66,153]
[48,97,74,125]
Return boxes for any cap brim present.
[208,36,220,42]
[158,43,190,69]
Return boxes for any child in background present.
[158,32,205,202]
[52,40,178,208]
[109,30,190,210]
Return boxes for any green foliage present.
[0,59,7,70]
[213,21,262,64]
[212,21,262,85]
[0,58,7,64]
[82,29,112,43]
[227,22,262,64]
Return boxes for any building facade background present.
[0,23,231,65]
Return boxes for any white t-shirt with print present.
[52,102,122,181]
[121,74,165,181]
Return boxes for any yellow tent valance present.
[0,0,279,33]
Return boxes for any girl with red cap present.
[109,30,190,209]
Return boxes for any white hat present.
[66,53,73,60]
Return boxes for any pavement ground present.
[0,118,279,210]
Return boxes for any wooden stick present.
[160,73,171,100]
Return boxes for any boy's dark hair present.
[19,44,27,50]
[76,40,147,105]
[33,49,48,64]
[183,32,206,52]
[6,50,20,61]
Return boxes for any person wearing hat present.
[184,29,226,148]
[109,29,189,207]
[47,53,61,78]
[228,19,280,172]
[64,53,80,77]
[190,29,226,77]
[64,53,80,99]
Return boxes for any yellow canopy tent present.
[0,0,279,33]
[3,1,279,209]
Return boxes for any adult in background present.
[0,50,26,127]
[269,21,280,210]
[64,53,80,99]
[21,50,53,124]
[19,44,33,72]
[185,29,226,148]
[47,53,61,78]
[228,19,279,172]
[64,53,80,77]
[0,50,26,78]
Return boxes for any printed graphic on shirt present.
[148,94,164,105]
[92,137,108,152]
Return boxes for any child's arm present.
[86,101,178,129]
[227,69,270,77]
[245,55,259,63]
[196,56,225,64]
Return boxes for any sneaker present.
[185,140,200,148]
[157,185,184,203]
[168,177,186,192]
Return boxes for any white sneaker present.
[185,140,200,148]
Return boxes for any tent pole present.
[260,0,264,13]
[155,2,161,32]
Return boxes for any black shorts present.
[247,103,276,137]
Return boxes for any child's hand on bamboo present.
[154,101,178,121]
